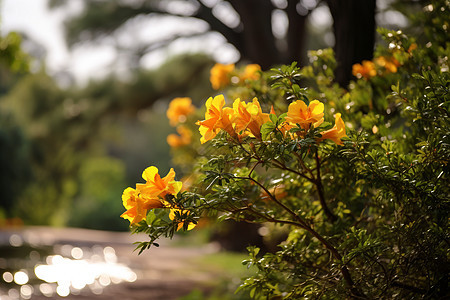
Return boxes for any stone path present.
[0,226,222,300]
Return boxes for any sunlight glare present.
[13,271,28,285]
[33,249,137,297]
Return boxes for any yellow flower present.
[352,60,376,79]
[232,97,269,139]
[285,100,324,131]
[121,167,186,226]
[239,64,261,82]
[121,187,165,225]
[137,166,182,200]
[120,187,147,225]
[166,97,195,126]
[196,94,236,143]
[317,113,347,145]
[169,209,196,231]
[210,63,235,90]
[167,126,193,148]
[374,56,399,73]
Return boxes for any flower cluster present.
[352,60,377,79]
[121,166,195,230]
[167,125,192,148]
[196,94,269,143]
[210,63,235,90]
[166,97,195,148]
[166,97,195,126]
[374,56,400,74]
[196,95,347,145]
[352,55,401,79]
[210,63,261,90]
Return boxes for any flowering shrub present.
[122,2,449,298]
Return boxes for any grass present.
[179,251,256,300]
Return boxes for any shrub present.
[121,2,449,298]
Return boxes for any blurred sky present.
[1,0,96,84]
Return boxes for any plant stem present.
[272,158,314,181]
[314,150,337,223]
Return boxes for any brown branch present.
[232,205,307,229]
[294,151,316,179]
[391,281,427,295]
[272,158,314,182]
[244,175,308,226]
[314,150,338,223]
[195,2,243,51]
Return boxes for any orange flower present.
[317,113,347,145]
[352,60,376,79]
[232,97,269,139]
[120,187,148,225]
[167,126,193,148]
[121,167,189,226]
[285,100,324,131]
[120,187,166,225]
[196,94,236,143]
[239,64,261,82]
[374,56,399,73]
[166,97,195,126]
[408,43,417,53]
[169,209,196,231]
[137,166,182,200]
[210,63,235,90]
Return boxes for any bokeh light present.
[1,242,137,299]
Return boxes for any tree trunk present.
[327,0,377,87]
[228,0,280,69]
[285,0,308,66]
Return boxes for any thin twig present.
[272,158,314,182]
[314,150,337,223]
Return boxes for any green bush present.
[122,2,449,298]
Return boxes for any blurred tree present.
[50,0,376,86]
[2,73,80,225]
[0,32,30,95]
[0,113,32,215]
[0,52,214,227]
[0,32,32,218]
[327,0,376,86]
[68,156,128,231]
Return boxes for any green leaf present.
[261,122,276,140]
[412,73,425,80]
[316,121,332,130]
[269,113,278,124]
[146,210,157,225]
[292,84,301,94]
